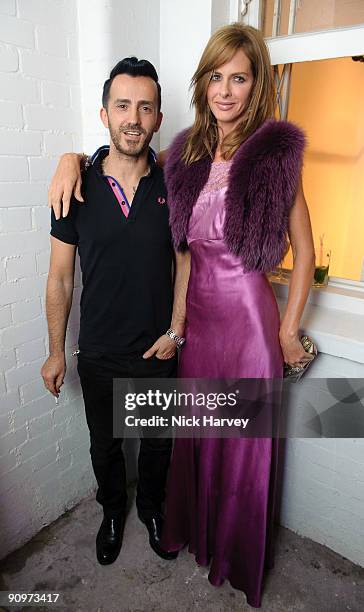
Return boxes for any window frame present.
[238,0,364,58]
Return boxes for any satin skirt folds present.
[161,268,283,607]
[161,182,284,607]
[161,280,283,607]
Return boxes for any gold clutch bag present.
[283,335,318,382]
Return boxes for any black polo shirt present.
[51,146,174,354]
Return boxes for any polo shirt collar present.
[91,145,158,177]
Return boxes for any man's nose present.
[128,105,140,125]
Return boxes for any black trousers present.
[77,350,177,519]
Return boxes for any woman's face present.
[207,48,254,136]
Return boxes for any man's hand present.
[41,354,66,398]
[143,335,176,360]
[48,153,84,220]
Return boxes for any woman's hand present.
[48,153,84,220]
[279,329,315,368]
[142,334,177,360]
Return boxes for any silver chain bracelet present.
[165,328,185,348]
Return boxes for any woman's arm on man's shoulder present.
[48,153,85,220]
[49,147,170,220]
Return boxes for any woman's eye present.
[234,76,246,83]
[211,73,220,81]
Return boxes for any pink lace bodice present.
[199,160,233,198]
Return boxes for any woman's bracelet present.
[80,153,92,172]
[165,328,185,348]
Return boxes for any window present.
[262,0,364,38]
[280,55,364,282]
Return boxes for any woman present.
[48,23,315,608]
[158,24,315,608]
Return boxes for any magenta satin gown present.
[161,161,284,608]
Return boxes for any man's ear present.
[100,107,109,129]
[154,111,163,133]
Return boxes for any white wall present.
[78,0,160,153]
[158,0,246,147]
[0,0,93,560]
[159,0,213,148]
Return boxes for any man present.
[41,58,186,566]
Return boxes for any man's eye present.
[117,104,127,109]
[142,106,152,112]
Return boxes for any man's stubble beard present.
[109,123,154,159]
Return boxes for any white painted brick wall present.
[0,130,42,155]
[0,0,94,561]
[0,100,23,128]
[0,207,32,231]
[20,49,79,83]
[0,14,34,48]
[0,157,29,182]
[36,24,68,57]
[0,42,19,71]
[28,157,58,182]
[0,305,12,328]
[41,80,71,108]
[0,182,46,207]
[18,0,78,32]
[5,253,37,281]
[43,132,74,156]
[11,297,42,323]
[0,72,40,103]
[0,0,17,17]
[17,337,46,364]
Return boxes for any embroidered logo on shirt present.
[157,197,166,205]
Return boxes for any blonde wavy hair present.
[183,23,276,164]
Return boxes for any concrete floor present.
[0,486,363,612]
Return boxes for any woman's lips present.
[214,101,235,111]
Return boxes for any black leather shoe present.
[96,515,125,565]
[139,513,178,560]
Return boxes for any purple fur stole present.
[164,119,306,272]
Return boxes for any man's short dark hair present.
[102,57,161,111]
